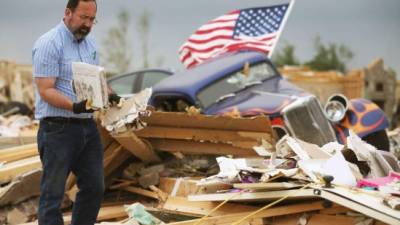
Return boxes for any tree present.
[272,41,299,67]
[101,10,133,74]
[305,36,353,72]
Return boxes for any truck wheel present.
[361,130,390,151]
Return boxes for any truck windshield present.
[196,62,276,109]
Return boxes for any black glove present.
[72,100,94,114]
[108,93,122,106]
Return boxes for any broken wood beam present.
[0,156,41,184]
[0,143,38,167]
[142,111,274,133]
[121,186,160,200]
[150,139,258,157]
[134,126,272,144]
[158,177,201,197]
[113,132,161,163]
[0,169,41,206]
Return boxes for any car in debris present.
[148,51,390,150]
[108,68,173,97]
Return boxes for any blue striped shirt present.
[32,21,99,119]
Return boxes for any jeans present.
[37,118,105,225]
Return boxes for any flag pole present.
[268,0,296,58]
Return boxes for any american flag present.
[179,3,292,69]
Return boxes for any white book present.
[72,62,108,109]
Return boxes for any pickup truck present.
[149,51,389,150]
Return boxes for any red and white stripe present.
[179,10,277,69]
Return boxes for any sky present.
[0,0,399,76]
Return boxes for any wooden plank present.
[188,188,316,202]
[0,156,41,184]
[134,126,271,143]
[0,169,41,206]
[0,135,36,146]
[113,132,160,163]
[320,187,400,225]
[189,187,399,224]
[0,148,38,163]
[142,111,273,133]
[233,182,302,191]
[158,177,201,197]
[150,139,258,157]
[319,204,352,215]
[307,214,354,225]
[103,145,124,171]
[266,213,304,225]
[104,146,131,177]
[0,143,38,163]
[96,205,128,221]
[165,201,325,225]
[159,196,258,217]
[121,186,160,200]
[0,143,37,156]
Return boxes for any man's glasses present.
[79,15,97,25]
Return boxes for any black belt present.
[42,117,93,124]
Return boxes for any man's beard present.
[73,26,91,40]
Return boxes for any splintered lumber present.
[159,196,258,217]
[113,132,160,163]
[0,169,41,206]
[0,156,41,184]
[139,111,276,155]
[165,201,325,225]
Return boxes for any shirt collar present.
[59,21,83,43]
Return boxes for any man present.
[32,1,119,224]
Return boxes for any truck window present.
[197,62,276,109]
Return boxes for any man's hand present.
[73,100,94,114]
[108,93,122,106]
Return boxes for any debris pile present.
[0,60,34,110]
[0,115,37,149]
[0,102,400,224]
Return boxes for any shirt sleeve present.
[32,38,60,78]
